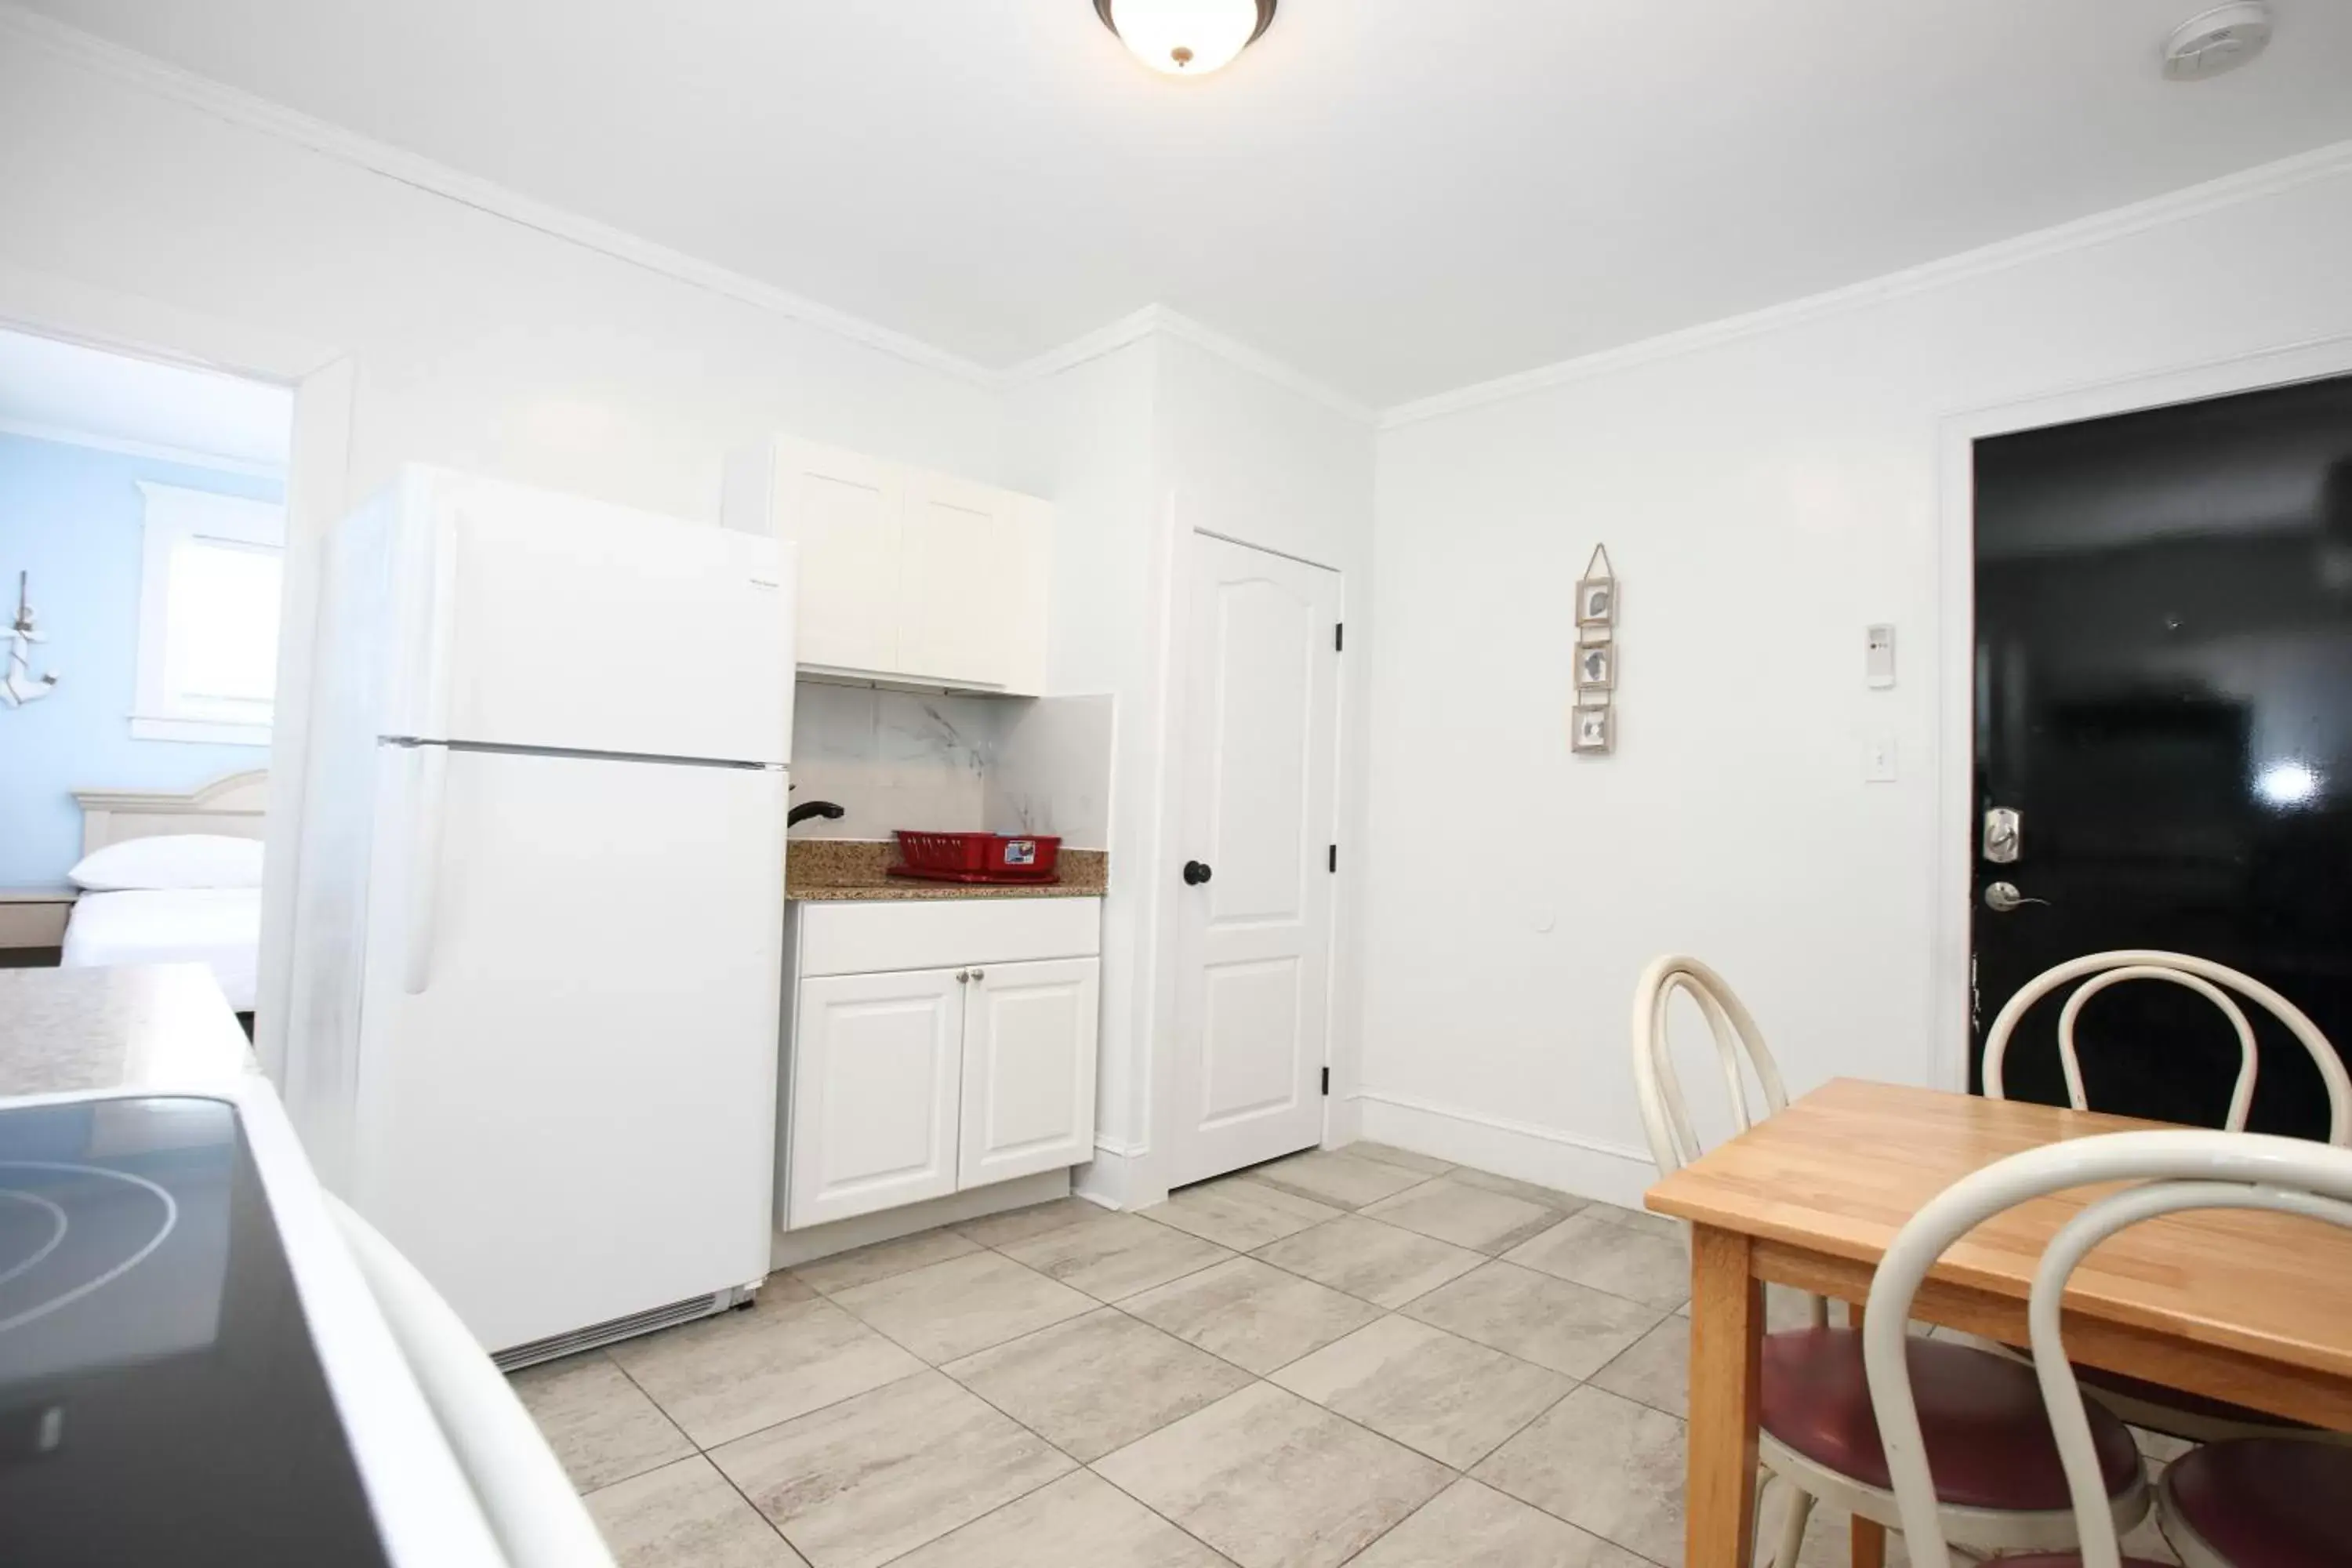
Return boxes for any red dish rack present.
[888,830,1063,884]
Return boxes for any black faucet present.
[787,800,847,828]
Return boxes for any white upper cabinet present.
[770,443,900,675]
[726,437,1051,696]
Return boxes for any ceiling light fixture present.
[1093,0,1276,77]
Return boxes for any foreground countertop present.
[0,963,257,1098]
[787,840,1108,902]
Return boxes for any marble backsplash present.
[788,683,1111,848]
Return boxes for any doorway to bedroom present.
[0,324,294,1033]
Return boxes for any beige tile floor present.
[512,1142,2187,1568]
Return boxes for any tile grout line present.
[562,1159,1675,1563]
[825,1225,1503,1561]
[552,1346,699,1500]
[592,1341,826,1560]
[758,1296,1087,1566]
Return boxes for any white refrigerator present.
[286,466,794,1363]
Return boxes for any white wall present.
[1363,154,2352,1204]
[0,32,1004,1048]
[1004,324,1377,1205]
[0,45,1000,513]
[1003,339,1163,1192]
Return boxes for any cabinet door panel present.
[775,441,900,674]
[789,968,962,1228]
[897,472,1014,688]
[959,958,1098,1190]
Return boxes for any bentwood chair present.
[1633,956,2124,1566]
[1864,1127,2352,1568]
[1984,950,2352,1444]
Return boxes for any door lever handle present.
[1984,881,2050,913]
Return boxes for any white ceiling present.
[20,0,2352,408]
[0,327,292,470]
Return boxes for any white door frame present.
[1929,330,2352,1094]
[0,260,356,1080]
[1139,517,1347,1201]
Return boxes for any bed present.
[59,771,267,1014]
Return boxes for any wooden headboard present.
[73,771,270,855]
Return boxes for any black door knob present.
[1182,860,1214,886]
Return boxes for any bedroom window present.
[132,481,286,745]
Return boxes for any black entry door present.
[1971,372,2352,1139]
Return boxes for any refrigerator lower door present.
[354,745,785,1353]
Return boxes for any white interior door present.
[1167,537,1341,1189]
[787,967,965,1228]
[352,747,784,1352]
[960,958,1099,1190]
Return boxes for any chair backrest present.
[1861,1127,2352,1568]
[1983,949,2351,1145]
[1629,955,1788,1179]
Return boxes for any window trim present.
[131,481,286,746]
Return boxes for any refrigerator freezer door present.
[390,472,792,764]
[353,747,785,1352]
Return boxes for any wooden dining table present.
[1644,1076,2352,1568]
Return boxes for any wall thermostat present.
[1866,624,1896,689]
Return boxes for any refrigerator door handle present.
[404,746,449,995]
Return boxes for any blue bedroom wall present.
[0,432,284,886]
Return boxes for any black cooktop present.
[0,1095,393,1566]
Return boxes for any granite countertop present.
[0,963,258,1098]
[788,840,1108,902]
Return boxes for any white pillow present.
[69,834,265,891]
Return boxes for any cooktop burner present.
[0,1160,177,1337]
[0,1096,392,1566]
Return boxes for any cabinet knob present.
[970,968,985,982]
[955,970,971,983]
[1182,860,1214,886]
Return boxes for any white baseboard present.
[1353,1089,1658,1210]
[1073,1144,1163,1212]
[768,1170,1078,1269]
[1320,1091,1364,1150]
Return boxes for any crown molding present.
[1000,305,1167,385]
[3,5,1378,419]
[1383,136,2352,431]
[0,416,285,479]
[20,3,2340,437]
[1002,303,1377,424]
[0,3,999,389]
[1152,307,1380,425]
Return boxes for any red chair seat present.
[2165,1439,2352,1568]
[1760,1327,2140,1512]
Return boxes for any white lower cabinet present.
[786,969,965,1229]
[960,959,1100,1190]
[781,899,1101,1231]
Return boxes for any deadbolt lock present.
[1983,807,2021,865]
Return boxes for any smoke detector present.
[2163,2,2273,80]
